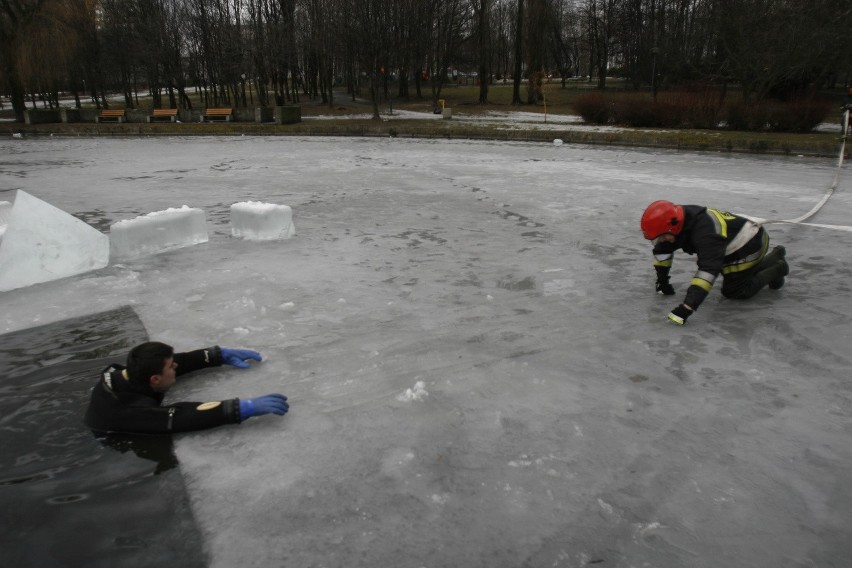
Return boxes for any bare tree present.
[473,0,491,103]
[0,0,94,120]
[511,0,523,103]
[407,0,435,100]
[524,0,549,103]
[550,0,580,86]
[394,0,422,100]
[581,0,617,90]
[346,0,395,119]
[429,0,469,103]
[3,0,851,124]
[715,0,852,102]
[491,0,513,82]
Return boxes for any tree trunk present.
[476,0,490,104]
[3,54,27,122]
[370,70,381,120]
[511,0,524,105]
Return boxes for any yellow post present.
[439,99,445,110]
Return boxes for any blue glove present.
[239,394,289,420]
[221,347,262,368]
[667,304,693,325]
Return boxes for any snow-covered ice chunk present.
[0,201,11,224]
[230,201,295,240]
[0,201,11,243]
[397,380,428,402]
[109,205,208,261]
[0,191,109,292]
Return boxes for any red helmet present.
[641,200,684,240]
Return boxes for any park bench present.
[148,108,179,123]
[201,108,233,122]
[96,109,126,123]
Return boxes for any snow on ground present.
[305,106,845,133]
[1,136,851,567]
[305,108,631,133]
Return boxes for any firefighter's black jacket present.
[652,205,766,310]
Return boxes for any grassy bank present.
[2,118,842,158]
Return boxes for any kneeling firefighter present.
[640,200,790,325]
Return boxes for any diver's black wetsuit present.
[84,346,241,435]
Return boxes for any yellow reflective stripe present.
[723,258,761,274]
[708,208,736,220]
[722,231,769,274]
[654,253,673,268]
[667,312,685,325]
[707,209,729,238]
[690,276,714,292]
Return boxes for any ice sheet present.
[0,136,851,567]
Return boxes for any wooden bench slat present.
[201,108,233,122]
[96,109,126,123]
[148,108,179,123]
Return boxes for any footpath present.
[0,106,844,158]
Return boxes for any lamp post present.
[240,73,247,107]
[650,47,659,101]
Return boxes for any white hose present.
[743,109,848,230]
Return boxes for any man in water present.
[640,200,789,325]
[84,342,289,434]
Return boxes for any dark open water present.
[0,307,206,567]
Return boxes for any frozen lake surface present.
[1,136,851,567]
